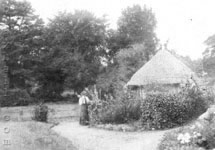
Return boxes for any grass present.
[0,103,79,150]
[0,121,77,150]
[0,103,79,122]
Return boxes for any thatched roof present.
[127,50,197,86]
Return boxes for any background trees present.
[106,5,158,63]
[117,4,158,61]
[0,0,109,101]
[97,5,158,97]
[97,44,151,97]
[203,34,215,77]
[0,0,44,89]
[36,11,108,100]
[0,0,161,103]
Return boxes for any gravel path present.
[53,122,170,150]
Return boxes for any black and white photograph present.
[0,0,215,149]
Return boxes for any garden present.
[86,81,215,149]
[1,0,215,149]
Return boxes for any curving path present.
[53,121,171,150]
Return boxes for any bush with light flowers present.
[158,115,215,150]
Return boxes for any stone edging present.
[90,123,143,132]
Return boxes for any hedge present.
[140,84,209,130]
[89,82,211,130]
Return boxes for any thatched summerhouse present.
[126,50,198,96]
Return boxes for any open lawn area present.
[0,103,79,150]
[0,121,77,150]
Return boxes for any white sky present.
[24,0,215,60]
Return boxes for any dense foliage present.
[0,0,109,102]
[41,10,107,94]
[105,5,158,62]
[0,49,7,96]
[203,34,215,76]
[117,4,158,61]
[0,88,32,107]
[0,0,45,89]
[97,44,151,98]
[96,5,158,99]
[89,81,212,131]
[88,91,142,125]
[0,0,160,104]
[32,104,48,122]
[140,83,209,130]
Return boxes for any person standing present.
[79,91,91,125]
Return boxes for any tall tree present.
[116,4,158,61]
[38,10,107,98]
[0,0,44,88]
[97,5,158,96]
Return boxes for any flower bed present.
[158,117,215,150]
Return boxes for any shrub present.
[140,82,209,130]
[89,91,142,125]
[32,104,49,122]
[89,81,212,129]
[0,88,32,107]
[141,93,183,129]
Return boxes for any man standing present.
[79,91,91,125]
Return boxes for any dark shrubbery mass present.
[140,83,209,130]
[89,92,142,125]
[0,88,32,107]
[32,104,49,122]
[89,82,212,130]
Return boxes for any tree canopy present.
[0,0,160,102]
[117,4,158,61]
[96,5,159,97]
[37,10,108,99]
[0,0,44,88]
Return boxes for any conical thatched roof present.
[127,50,197,86]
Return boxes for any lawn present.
[0,121,77,150]
[0,103,79,150]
